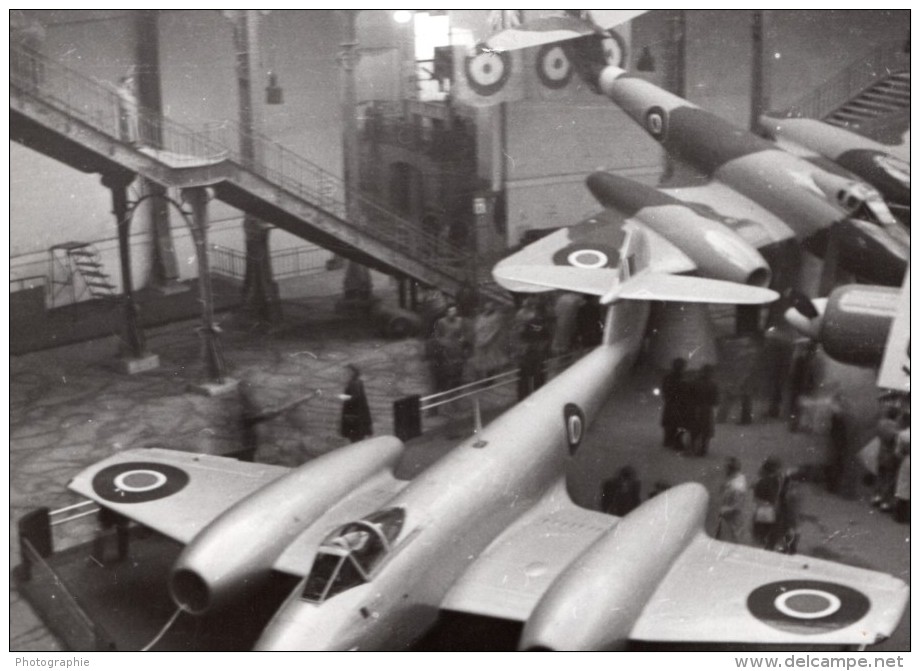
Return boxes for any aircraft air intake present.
[171,568,211,614]
[168,437,405,615]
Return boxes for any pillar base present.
[187,377,240,397]
[152,280,190,296]
[114,354,160,375]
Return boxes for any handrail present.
[781,43,909,120]
[10,43,482,290]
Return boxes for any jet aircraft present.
[481,12,909,288]
[67,223,909,651]
[759,115,910,223]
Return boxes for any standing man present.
[661,358,688,450]
[691,364,720,456]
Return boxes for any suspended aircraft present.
[759,115,910,223]
[475,11,909,288]
[68,220,909,650]
[785,266,910,396]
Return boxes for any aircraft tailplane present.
[606,272,779,306]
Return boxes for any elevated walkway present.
[10,45,500,302]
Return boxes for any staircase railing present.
[781,43,910,120]
[10,43,487,292]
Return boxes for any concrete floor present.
[8,282,911,652]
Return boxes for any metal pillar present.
[749,10,771,131]
[182,187,229,386]
[135,10,182,291]
[338,10,373,299]
[228,10,281,325]
[103,172,146,359]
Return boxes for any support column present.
[338,10,373,302]
[135,9,184,294]
[749,10,771,131]
[103,172,159,374]
[182,187,237,396]
[229,10,281,325]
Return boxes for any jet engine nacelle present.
[520,482,708,650]
[587,172,771,287]
[170,436,404,615]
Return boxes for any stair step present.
[73,261,103,270]
[85,280,116,290]
[847,99,903,115]
[860,91,910,106]
[78,270,110,278]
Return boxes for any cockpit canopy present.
[301,507,405,603]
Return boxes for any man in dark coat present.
[690,364,719,456]
[340,364,373,443]
[661,358,688,449]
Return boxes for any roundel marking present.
[563,403,586,455]
[113,469,168,493]
[747,580,870,635]
[465,49,512,96]
[536,44,572,89]
[774,589,842,620]
[645,106,668,140]
[552,244,619,269]
[601,30,628,68]
[566,249,609,269]
[92,461,190,504]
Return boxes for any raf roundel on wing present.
[92,461,191,503]
[746,580,871,635]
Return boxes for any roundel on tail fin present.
[465,48,512,96]
[564,403,586,455]
[645,105,668,140]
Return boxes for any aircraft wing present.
[68,448,291,544]
[68,447,409,577]
[630,532,910,646]
[441,479,617,621]
[492,210,697,294]
[484,11,645,52]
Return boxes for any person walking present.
[339,364,373,443]
[470,300,508,380]
[751,457,785,550]
[661,358,689,450]
[716,457,747,542]
[514,297,551,400]
[433,304,470,392]
[690,364,719,456]
[601,466,642,516]
[116,73,140,145]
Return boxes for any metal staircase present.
[10,43,511,306]
[824,71,910,127]
[49,242,117,307]
[781,42,910,124]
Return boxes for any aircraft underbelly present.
[715,151,840,236]
[714,151,843,238]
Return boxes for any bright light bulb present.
[393,10,413,24]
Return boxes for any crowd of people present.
[421,288,604,404]
[861,404,911,524]
[660,358,720,456]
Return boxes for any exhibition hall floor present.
[9,292,910,652]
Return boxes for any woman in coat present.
[340,364,373,443]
